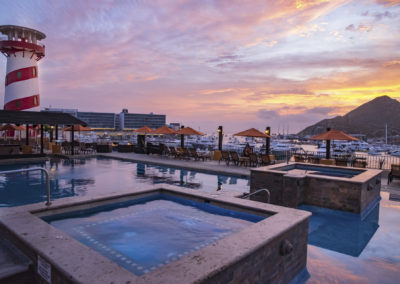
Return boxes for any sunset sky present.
[0,0,399,133]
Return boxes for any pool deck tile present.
[101,152,251,178]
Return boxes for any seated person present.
[243,143,253,157]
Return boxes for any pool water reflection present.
[0,157,249,207]
[294,192,400,284]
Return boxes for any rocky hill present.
[297,96,400,138]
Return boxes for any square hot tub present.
[0,186,310,284]
[251,163,382,215]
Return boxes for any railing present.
[241,188,270,203]
[283,150,400,170]
[0,167,51,206]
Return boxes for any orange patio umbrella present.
[310,128,358,159]
[0,124,25,140]
[175,127,204,148]
[134,126,154,134]
[233,128,271,154]
[233,128,270,138]
[151,126,176,135]
[175,127,204,136]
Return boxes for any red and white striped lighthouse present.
[0,25,45,111]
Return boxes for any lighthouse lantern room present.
[0,25,46,111]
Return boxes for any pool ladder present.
[241,188,270,203]
[0,167,51,206]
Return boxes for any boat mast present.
[385,123,388,144]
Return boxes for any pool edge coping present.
[0,184,311,283]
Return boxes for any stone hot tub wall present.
[250,163,382,214]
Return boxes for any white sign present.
[38,255,51,283]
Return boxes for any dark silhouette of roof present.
[0,110,87,126]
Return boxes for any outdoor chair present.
[294,154,306,163]
[353,160,367,168]
[320,159,335,165]
[248,153,258,167]
[309,157,320,164]
[268,154,276,165]
[219,150,231,165]
[259,154,270,166]
[169,146,180,158]
[62,142,71,155]
[163,145,171,157]
[388,164,400,184]
[335,158,348,167]
[229,151,240,166]
[177,147,190,159]
[189,148,205,161]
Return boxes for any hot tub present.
[250,162,382,215]
[0,186,310,283]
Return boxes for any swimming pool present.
[0,157,249,207]
[293,191,400,283]
[43,193,265,276]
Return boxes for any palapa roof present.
[134,126,154,134]
[310,129,358,141]
[0,110,87,126]
[175,127,204,136]
[233,128,271,138]
[151,126,176,135]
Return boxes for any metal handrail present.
[241,188,270,203]
[0,167,51,206]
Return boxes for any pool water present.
[43,193,265,276]
[0,157,249,207]
[275,164,364,178]
[294,192,400,283]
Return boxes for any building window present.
[17,71,22,79]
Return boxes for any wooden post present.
[71,125,75,156]
[266,127,271,155]
[180,125,184,148]
[25,123,29,146]
[218,126,223,151]
[326,127,331,160]
[40,124,44,154]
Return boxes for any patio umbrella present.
[134,126,154,134]
[310,128,358,159]
[0,124,25,140]
[175,127,204,148]
[233,128,271,154]
[64,125,92,142]
[151,126,176,135]
[134,126,154,149]
[233,128,270,138]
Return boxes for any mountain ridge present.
[297,96,400,138]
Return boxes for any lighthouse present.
[0,25,45,111]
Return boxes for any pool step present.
[0,237,33,283]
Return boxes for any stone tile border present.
[0,184,310,283]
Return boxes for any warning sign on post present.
[38,255,51,283]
